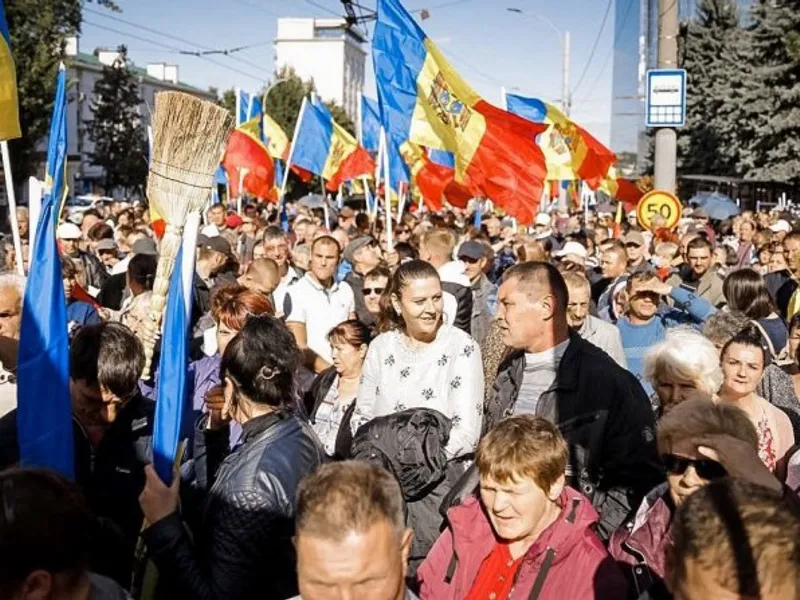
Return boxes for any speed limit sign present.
[636,190,682,230]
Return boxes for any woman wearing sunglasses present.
[609,398,759,598]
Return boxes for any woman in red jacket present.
[417,415,628,600]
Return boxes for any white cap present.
[554,241,588,259]
[535,213,551,227]
[770,219,791,233]
[200,224,220,238]
[57,222,82,240]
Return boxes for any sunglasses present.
[625,242,642,249]
[364,287,385,296]
[662,454,727,480]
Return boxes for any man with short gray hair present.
[292,461,417,600]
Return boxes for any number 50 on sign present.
[636,190,682,231]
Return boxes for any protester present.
[342,235,382,326]
[596,241,628,319]
[561,270,626,367]
[667,478,800,599]
[286,235,356,374]
[362,265,390,333]
[418,229,473,334]
[62,256,102,334]
[622,230,649,273]
[351,260,483,458]
[717,326,795,470]
[237,257,280,301]
[0,274,23,417]
[305,320,370,458]
[292,461,417,600]
[643,327,723,416]
[0,468,129,600]
[57,221,108,295]
[723,267,791,365]
[667,236,725,307]
[609,398,758,597]
[418,415,628,599]
[139,316,325,599]
[457,240,497,345]
[616,271,715,395]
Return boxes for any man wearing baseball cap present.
[457,240,496,344]
[621,230,650,274]
[57,222,108,296]
[342,236,382,326]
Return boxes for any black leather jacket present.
[143,410,325,599]
[71,250,109,292]
[485,333,664,541]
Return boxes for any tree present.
[677,0,748,176]
[218,88,236,117]
[737,0,800,184]
[4,0,119,184]
[87,46,148,196]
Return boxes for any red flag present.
[325,146,375,191]
[222,130,275,200]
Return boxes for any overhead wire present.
[83,7,272,75]
[570,0,614,97]
[82,20,268,83]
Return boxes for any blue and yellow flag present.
[291,98,375,192]
[17,64,72,477]
[372,0,547,224]
[0,0,20,140]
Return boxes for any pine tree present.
[87,46,148,196]
[738,0,800,184]
[677,0,747,176]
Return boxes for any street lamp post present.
[507,7,570,115]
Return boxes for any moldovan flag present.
[290,98,375,191]
[0,0,20,140]
[262,112,290,161]
[505,93,616,189]
[17,64,72,477]
[600,167,646,212]
[401,143,471,211]
[372,0,547,224]
[223,127,276,200]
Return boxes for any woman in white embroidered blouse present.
[351,260,484,458]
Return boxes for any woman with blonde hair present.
[644,327,723,417]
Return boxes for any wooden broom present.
[141,92,233,378]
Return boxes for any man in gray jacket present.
[667,236,725,307]
[562,270,627,368]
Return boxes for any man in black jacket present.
[0,322,153,585]
[486,262,663,540]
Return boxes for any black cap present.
[199,235,232,257]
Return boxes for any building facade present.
[274,18,366,120]
[609,0,751,171]
[61,36,216,197]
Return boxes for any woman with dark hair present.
[305,319,370,458]
[351,259,483,459]
[717,326,794,471]
[139,316,325,600]
[0,469,128,600]
[723,267,790,363]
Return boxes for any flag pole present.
[381,129,393,252]
[321,178,330,231]
[373,128,385,222]
[279,97,307,203]
[357,92,372,216]
[1,142,24,276]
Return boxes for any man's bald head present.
[238,258,280,296]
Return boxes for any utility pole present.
[654,0,679,192]
[562,31,571,116]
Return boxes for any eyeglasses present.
[662,454,727,480]
[363,287,385,296]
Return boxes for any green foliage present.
[4,0,119,184]
[87,46,148,196]
[218,88,236,117]
[677,0,747,176]
[262,66,315,139]
[737,0,800,184]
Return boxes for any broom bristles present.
[141,92,233,378]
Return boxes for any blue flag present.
[473,201,483,229]
[360,96,381,152]
[17,64,73,477]
[152,247,190,484]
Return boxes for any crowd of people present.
[2,196,800,599]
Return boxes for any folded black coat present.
[351,407,452,502]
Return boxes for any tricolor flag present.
[290,98,375,191]
[372,0,547,224]
[0,0,20,140]
[17,64,72,476]
[600,167,647,212]
[505,93,616,189]
[401,142,471,211]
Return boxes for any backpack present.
[751,319,793,367]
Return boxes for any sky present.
[79,0,616,145]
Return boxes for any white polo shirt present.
[273,265,302,318]
[286,273,355,364]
